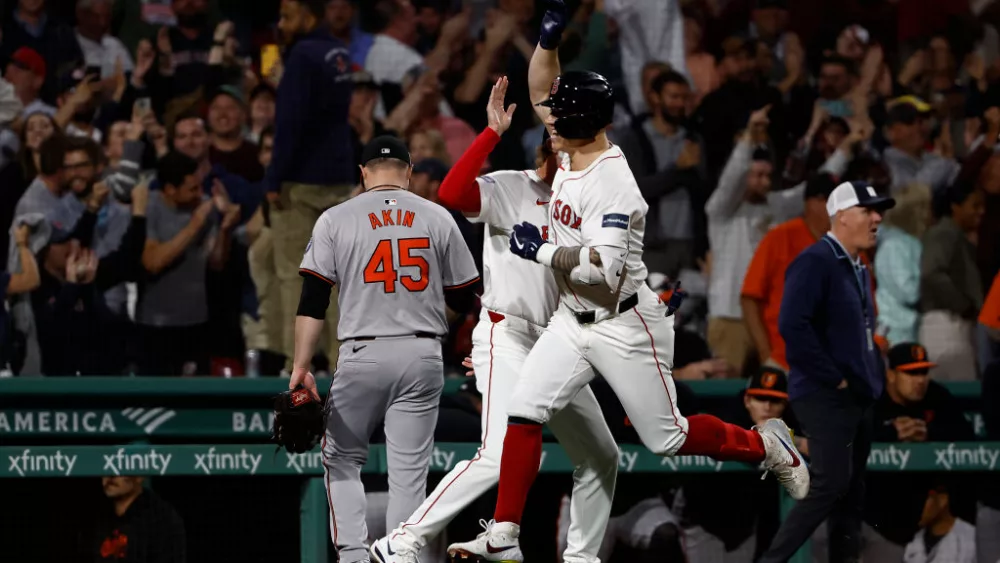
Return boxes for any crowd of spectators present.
[1,0,998,383]
[1,0,999,561]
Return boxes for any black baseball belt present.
[347,332,440,342]
[572,293,639,325]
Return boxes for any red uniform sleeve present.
[437,128,501,213]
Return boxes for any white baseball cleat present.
[757,418,810,500]
[447,519,523,562]
[370,536,419,563]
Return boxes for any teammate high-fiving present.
[448,1,810,560]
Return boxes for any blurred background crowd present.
[1,0,1000,561]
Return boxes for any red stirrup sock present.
[494,420,543,525]
[676,414,766,463]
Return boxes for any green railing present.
[1,442,997,478]
[1,379,991,563]
[2,442,997,563]
[0,377,981,399]
[0,379,986,439]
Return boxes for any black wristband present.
[297,273,333,319]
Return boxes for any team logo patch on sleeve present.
[602,213,629,229]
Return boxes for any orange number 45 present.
[363,238,430,293]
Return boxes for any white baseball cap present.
[826,181,896,217]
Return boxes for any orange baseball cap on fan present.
[746,366,789,400]
[887,343,937,373]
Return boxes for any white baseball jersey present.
[549,145,649,312]
[389,168,618,562]
[467,169,559,327]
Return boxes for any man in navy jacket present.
[760,181,895,563]
[266,0,355,370]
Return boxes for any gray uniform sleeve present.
[299,213,338,285]
[441,216,479,288]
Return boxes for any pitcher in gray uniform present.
[289,136,480,563]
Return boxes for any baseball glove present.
[271,386,326,454]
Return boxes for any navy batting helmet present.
[537,71,614,140]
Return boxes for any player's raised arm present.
[529,0,568,121]
[437,77,517,215]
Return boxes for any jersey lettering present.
[541,225,550,242]
[363,238,430,293]
[369,209,416,230]
[552,200,582,230]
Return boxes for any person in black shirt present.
[863,342,976,562]
[979,360,1000,563]
[676,366,800,563]
[32,185,148,375]
[84,475,185,563]
[159,0,215,99]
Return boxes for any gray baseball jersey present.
[299,189,479,339]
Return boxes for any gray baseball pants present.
[322,336,444,563]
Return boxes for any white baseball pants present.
[508,285,690,456]
[391,308,619,563]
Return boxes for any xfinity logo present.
[103,448,172,476]
[194,447,261,475]
[934,444,999,471]
[660,455,724,472]
[286,451,324,474]
[868,444,911,470]
[7,449,77,477]
[618,447,639,472]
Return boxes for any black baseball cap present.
[804,173,837,201]
[888,343,937,373]
[826,180,896,216]
[361,135,411,167]
[746,366,789,400]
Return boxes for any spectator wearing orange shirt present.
[741,174,835,370]
[979,270,1000,371]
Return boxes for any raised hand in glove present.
[539,0,568,50]
[271,385,326,454]
[510,221,545,261]
[665,280,687,316]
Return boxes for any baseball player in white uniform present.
[369,77,619,563]
[448,3,810,561]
